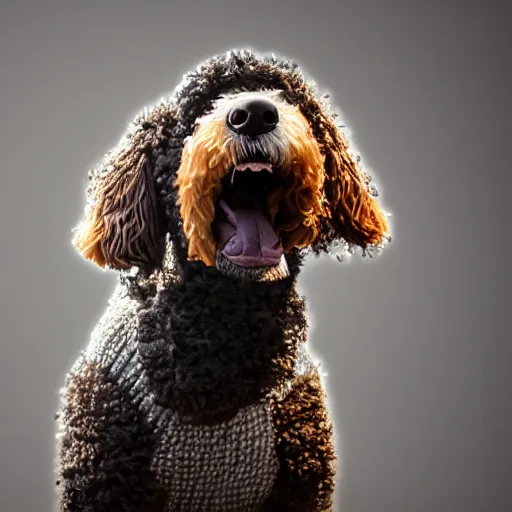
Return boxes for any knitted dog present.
[55,50,390,512]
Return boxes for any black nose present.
[226,97,279,137]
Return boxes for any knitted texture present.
[56,278,324,512]
[55,49,390,511]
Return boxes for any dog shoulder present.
[66,283,140,382]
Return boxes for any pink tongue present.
[216,199,283,267]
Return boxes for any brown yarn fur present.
[318,113,389,248]
[263,369,336,512]
[73,148,163,271]
[175,117,233,267]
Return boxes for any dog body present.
[64,271,326,512]
[55,50,389,512]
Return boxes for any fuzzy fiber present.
[55,49,389,512]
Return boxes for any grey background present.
[1,0,510,511]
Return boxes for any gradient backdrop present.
[1,1,510,511]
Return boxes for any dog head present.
[73,50,390,280]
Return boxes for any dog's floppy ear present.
[321,119,389,249]
[72,119,166,272]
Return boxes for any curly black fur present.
[136,261,307,424]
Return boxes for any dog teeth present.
[234,162,273,173]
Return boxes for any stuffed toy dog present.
[54,49,390,512]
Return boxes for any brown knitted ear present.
[73,147,163,271]
[322,120,389,248]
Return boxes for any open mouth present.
[212,152,284,268]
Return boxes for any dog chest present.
[151,399,279,512]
